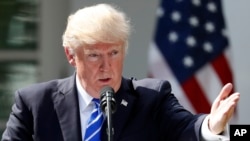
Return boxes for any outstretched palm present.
[209,83,240,134]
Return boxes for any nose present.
[100,56,111,72]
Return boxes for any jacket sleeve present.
[155,80,207,141]
[1,90,34,141]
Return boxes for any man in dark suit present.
[2,3,240,141]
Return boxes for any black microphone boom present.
[100,86,116,141]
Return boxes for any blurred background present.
[0,0,249,137]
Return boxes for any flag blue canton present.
[154,0,229,83]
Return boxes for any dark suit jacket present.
[1,74,206,141]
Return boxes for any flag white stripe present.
[195,63,223,104]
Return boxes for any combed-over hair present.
[62,3,131,52]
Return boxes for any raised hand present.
[208,83,240,134]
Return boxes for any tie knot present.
[92,98,100,108]
[92,98,100,103]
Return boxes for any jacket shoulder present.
[18,77,67,94]
[16,76,74,106]
[130,78,172,94]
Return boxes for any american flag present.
[148,0,235,113]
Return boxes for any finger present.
[216,83,233,102]
[226,93,240,108]
[228,92,240,101]
[223,92,240,106]
[219,92,240,115]
[219,83,233,99]
[214,92,239,114]
[212,83,233,110]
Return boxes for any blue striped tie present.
[84,98,104,141]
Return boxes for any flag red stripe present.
[211,54,234,83]
[211,54,235,92]
[211,53,238,119]
[182,76,211,113]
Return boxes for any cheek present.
[113,59,124,73]
[75,60,93,76]
[83,64,98,74]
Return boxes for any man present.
[2,3,240,141]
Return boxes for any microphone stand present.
[105,91,114,141]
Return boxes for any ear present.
[64,47,76,66]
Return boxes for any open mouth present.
[99,78,111,83]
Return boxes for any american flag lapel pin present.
[121,99,128,107]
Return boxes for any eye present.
[87,53,100,61]
[110,50,118,56]
[89,53,99,57]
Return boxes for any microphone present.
[100,86,116,141]
[100,86,116,114]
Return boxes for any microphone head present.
[100,86,114,96]
[100,86,116,114]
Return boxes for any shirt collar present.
[76,75,93,110]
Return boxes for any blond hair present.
[62,3,131,52]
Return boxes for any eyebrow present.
[84,46,122,52]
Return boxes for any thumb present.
[212,83,233,109]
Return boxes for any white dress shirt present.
[76,75,228,140]
[201,115,229,141]
[76,76,96,140]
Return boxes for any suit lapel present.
[112,78,137,140]
[53,76,137,141]
[53,74,82,141]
